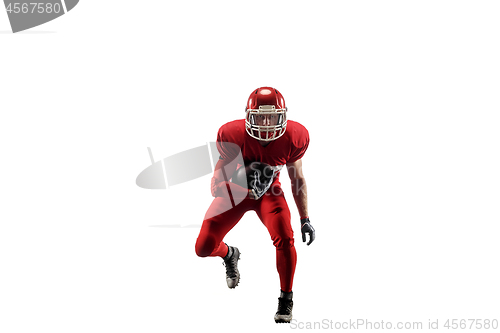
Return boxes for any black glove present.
[300,217,315,245]
[249,169,272,200]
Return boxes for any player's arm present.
[287,159,315,245]
[212,157,236,195]
[211,157,250,200]
[287,159,308,217]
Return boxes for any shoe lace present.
[277,298,293,315]
[223,256,238,279]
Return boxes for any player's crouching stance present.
[195,87,315,323]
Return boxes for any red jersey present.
[211,119,308,200]
[213,119,309,193]
[217,119,309,166]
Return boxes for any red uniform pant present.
[195,186,297,292]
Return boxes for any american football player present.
[195,87,315,323]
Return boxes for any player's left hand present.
[300,217,315,246]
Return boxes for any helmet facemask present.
[245,105,287,142]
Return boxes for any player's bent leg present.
[195,197,245,257]
[195,237,227,258]
[195,220,229,258]
[195,196,250,288]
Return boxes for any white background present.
[1,1,499,332]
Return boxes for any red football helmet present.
[245,87,288,141]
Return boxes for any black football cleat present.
[222,245,240,288]
[274,290,293,323]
